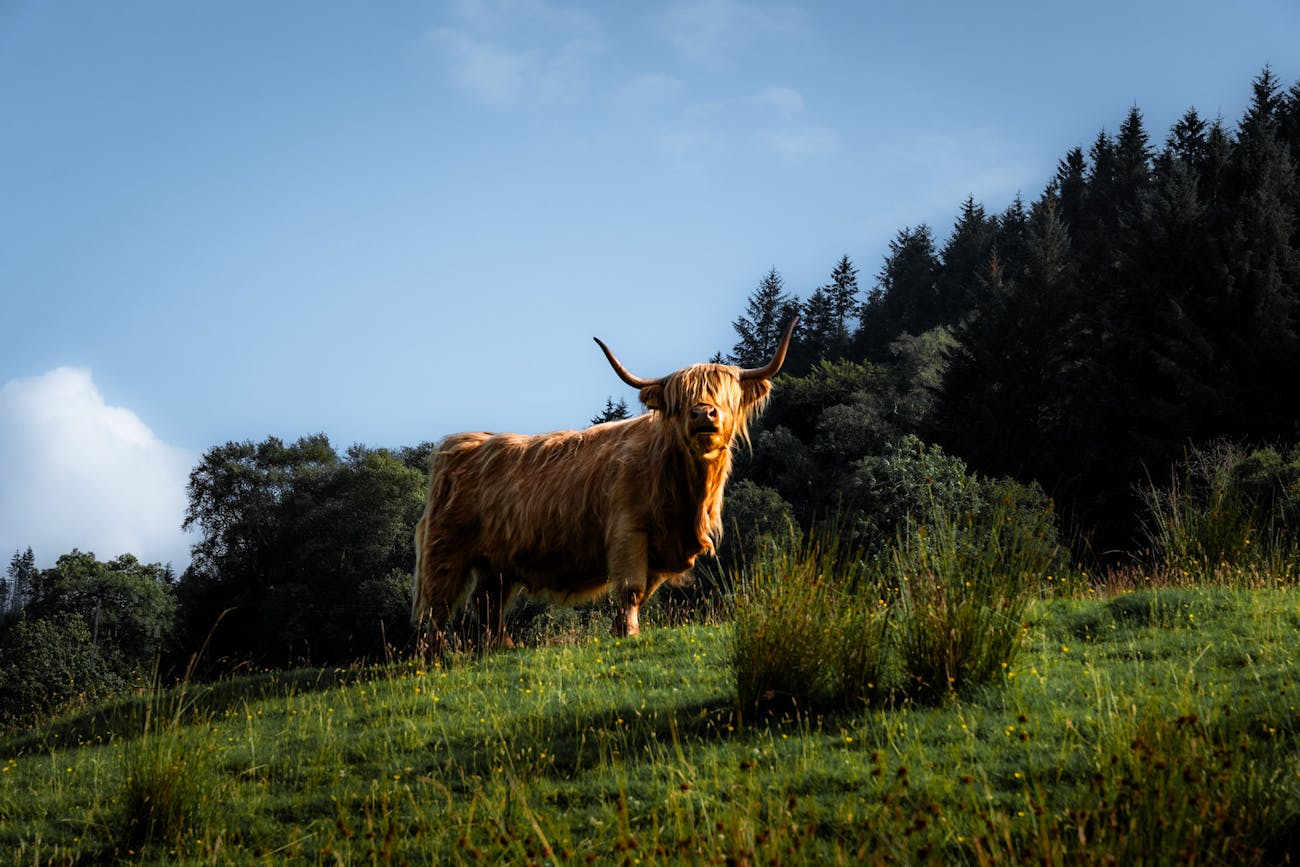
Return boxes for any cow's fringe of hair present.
[642,363,772,553]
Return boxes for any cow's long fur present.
[412,361,774,650]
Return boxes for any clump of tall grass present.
[887,501,1050,703]
[1140,440,1300,585]
[121,724,210,851]
[734,498,1057,712]
[732,527,891,715]
[1074,714,1294,863]
[118,646,221,855]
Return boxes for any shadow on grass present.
[0,665,367,758]
[436,695,742,787]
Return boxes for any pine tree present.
[1164,109,1209,171]
[1138,123,1227,446]
[591,397,631,425]
[826,255,860,355]
[994,196,1030,277]
[1280,80,1300,168]
[1116,106,1154,195]
[731,268,797,367]
[856,225,939,359]
[939,192,1076,482]
[798,284,837,365]
[936,197,997,324]
[5,548,36,615]
[1240,65,1285,149]
[1054,147,1088,231]
[1221,67,1300,438]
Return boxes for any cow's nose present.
[690,404,718,423]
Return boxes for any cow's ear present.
[640,384,664,410]
[741,379,772,407]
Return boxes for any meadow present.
[2,574,1299,864]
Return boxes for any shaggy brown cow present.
[411,319,796,651]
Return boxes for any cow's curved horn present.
[739,316,799,381]
[594,337,663,389]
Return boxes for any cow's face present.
[593,318,796,461]
[641,366,771,459]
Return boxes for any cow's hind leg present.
[468,568,518,651]
[412,518,475,658]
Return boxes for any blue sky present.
[2,0,1297,568]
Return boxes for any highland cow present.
[412,319,796,652]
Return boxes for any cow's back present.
[428,420,652,587]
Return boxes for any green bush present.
[715,479,797,569]
[847,434,983,555]
[0,614,125,727]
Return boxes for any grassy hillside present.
[2,588,1299,864]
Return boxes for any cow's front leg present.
[607,522,649,637]
[618,590,641,637]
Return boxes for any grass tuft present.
[734,500,1054,712]
[888,502,1049,702]
[732,526,891,715]
[118,679,215,855]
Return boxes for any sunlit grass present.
[2,588,1299,863]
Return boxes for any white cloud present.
[753,85,804,114]
[654,128,732,166]
[0,368,195,569]
[658,0,807,65]
[431,29,532,104]
[430,0,605,106]
[756,125,839,160]
[616,72,686,110]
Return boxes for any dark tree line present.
[1,549,177,726]
[3,70,1298,717]
[176,436,429,669]
[1,437,430,725]
[726,68,1300,556]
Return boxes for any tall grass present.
[732,527,891,715]
[888,503,1052,703]
[120,701,213,853]
[1069,712,1290,864]
[115,680,214,860]
[734,501,1056,712]
[1140,440,1300,585]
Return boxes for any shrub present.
[733,492,1058,712]
[1140,440,1300,582]
[732,525,891,715]
[887,499,1050,702]
[848,436,980,543]
[0,613,124,727]
[717,479,797,569]
[355,569,417,656]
